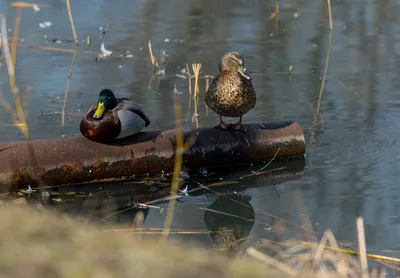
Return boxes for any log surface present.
[0,121,306,191]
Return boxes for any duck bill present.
[93,102,105,119]
[238,66,251,81]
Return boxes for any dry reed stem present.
[11,7,22,67]
[65,0,78,45]
[185,63,193,122]
[316,30,332,114]
[327,0,333,30]
[61,48,77,126]
[192,63,202,98]
[15,43,77,53]
[0,15,28,138]
[0,15,46,191]
[357,217,369,278]
[186,63,192,95]
[192,63,202,127]
[314,229,349,276]
[300,241,400,265]
[247,247,297,276]
[9,2,50,8]
[160,94,188,242]
[104,230,213,235]
[148,40,158,68]
[205,78,209,115]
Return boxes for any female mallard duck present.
[80,89,151,143]
[205,52,256,131]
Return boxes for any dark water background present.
[1,0,400,266]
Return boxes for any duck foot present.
[215,116,231,130]
[231,117,248,132]
[215,121,231,130]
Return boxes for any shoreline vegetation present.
[0,204,391,278]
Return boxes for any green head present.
[93,89,118,119]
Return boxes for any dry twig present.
[65,0,78,45]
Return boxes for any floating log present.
[0,121,306,192]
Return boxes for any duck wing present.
[116,98,151,127]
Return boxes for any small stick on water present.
[257,147,280,172]
[65,0,78,45]
[61,47,77,126]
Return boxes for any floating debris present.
[176,68,188,79]
[41,191,50,203]
[100,43,112,56]
[118,65,123,68]
[19,185,36,195]
[126,54,133,58]
[192,113,199,123]
[164,38,170,43]
[180,171,190,179]
[178,185,189,196]
[199,168,208,176]
[51,197,62,203]
[38,21,52,29]
[173,84,183,95]
[33,4,40,13]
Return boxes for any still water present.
[1,0,400,263]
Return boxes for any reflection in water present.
[19,160,304,250]
[204,194,255,254]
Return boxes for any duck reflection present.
[204,193,255,255]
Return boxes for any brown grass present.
[0,204,394,278]
[0,205,282,278]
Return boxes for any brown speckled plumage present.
[205,52,256,131]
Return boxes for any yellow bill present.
[93,102,106,119]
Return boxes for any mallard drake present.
[79,89,151,143]
[205,52,256,131]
